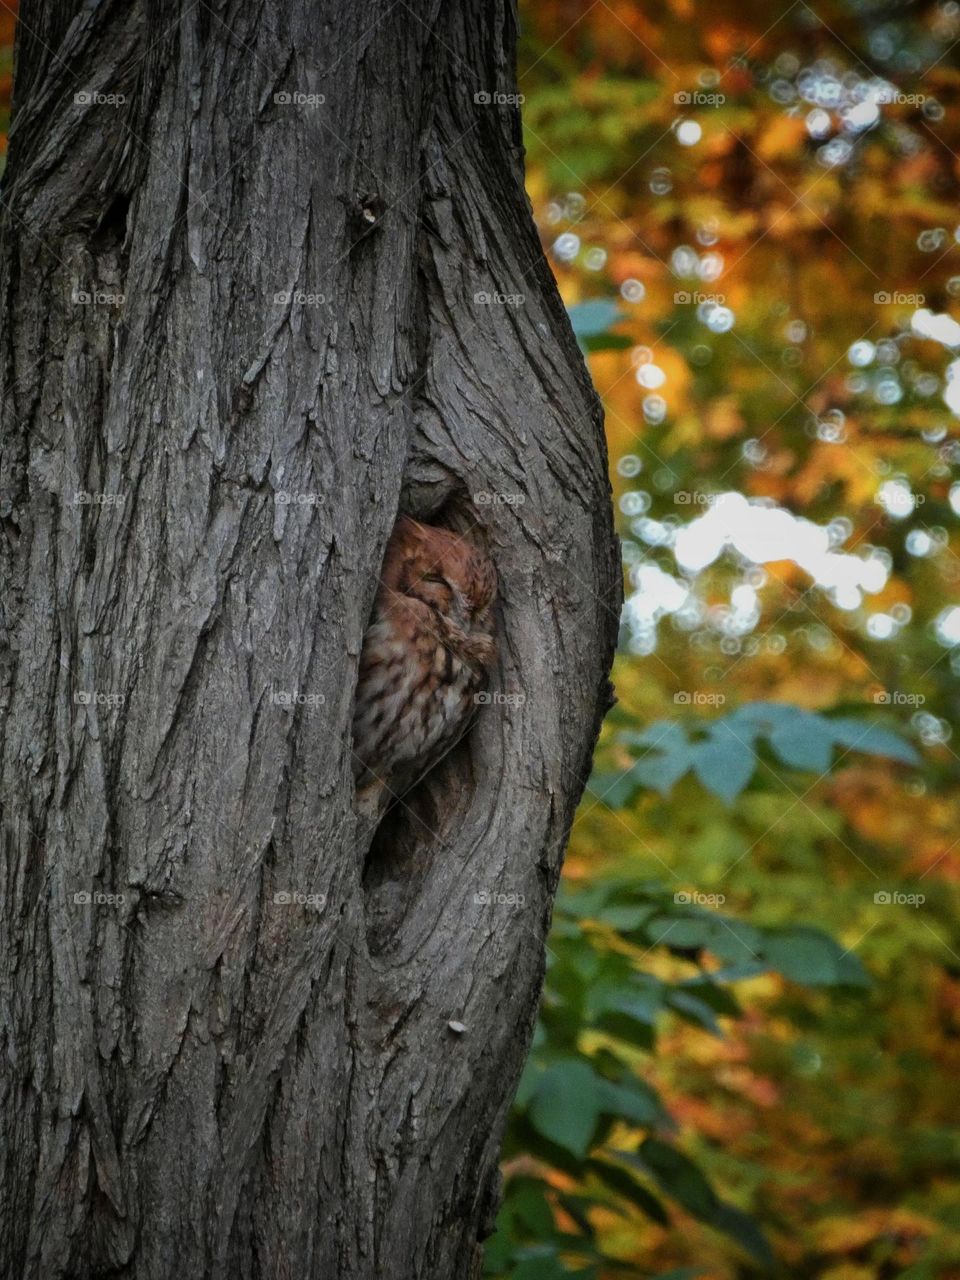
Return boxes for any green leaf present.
[768,710,836,772]
[587,1159,670,1225]
[594,1011,656,1051]
[556,883,612,916]
[665,990,724,1036]
[619,705,921,809]
[630,1141,772,1264]
[528,1060,601,1158]
[613,702,923,809]
[513,1254,568,1280]
[591,985,663,1026]
[585,769,639,809]
[515,1059,545,1110]
[555,1193,597,1240]
[482,1220,513,1273]
[710,1203,775,1267]
[704,920,765,965]
[581,331,633,352]
[759,927,845,986]
[620,722,694,797]
[592,904,656,932]
[567,299,624,337]
[835,948,872,988]
[511,1181,557,1238]
[759,926,869,988]
[645,910,764,965]
[704,962,767,984]
[623,721,689,752]
[632,1139,719,1219]
[733,701,808,731]
[596,1077,663,1125]
[678,977,742,1017]
[830,716,921,765]
[690,723,756,804]
[645,916,714,950]
[630,750,694,798]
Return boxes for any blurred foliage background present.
[495,2,960,1278]
[2,1,959,1277]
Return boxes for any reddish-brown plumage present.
[352,516,497,811]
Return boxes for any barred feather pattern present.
[352,516,497,812]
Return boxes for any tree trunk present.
[0,1,620,1276]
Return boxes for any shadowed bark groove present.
[0,1,620,1276]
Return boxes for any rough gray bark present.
[0,1,620,1276]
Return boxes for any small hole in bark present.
[90,192,131,254]
[2,514,20,548]
[346,191,387,248]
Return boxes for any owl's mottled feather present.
[352,516,497,816]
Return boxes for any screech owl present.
[352,515,497,816]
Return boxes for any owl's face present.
[379,516,496,637]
